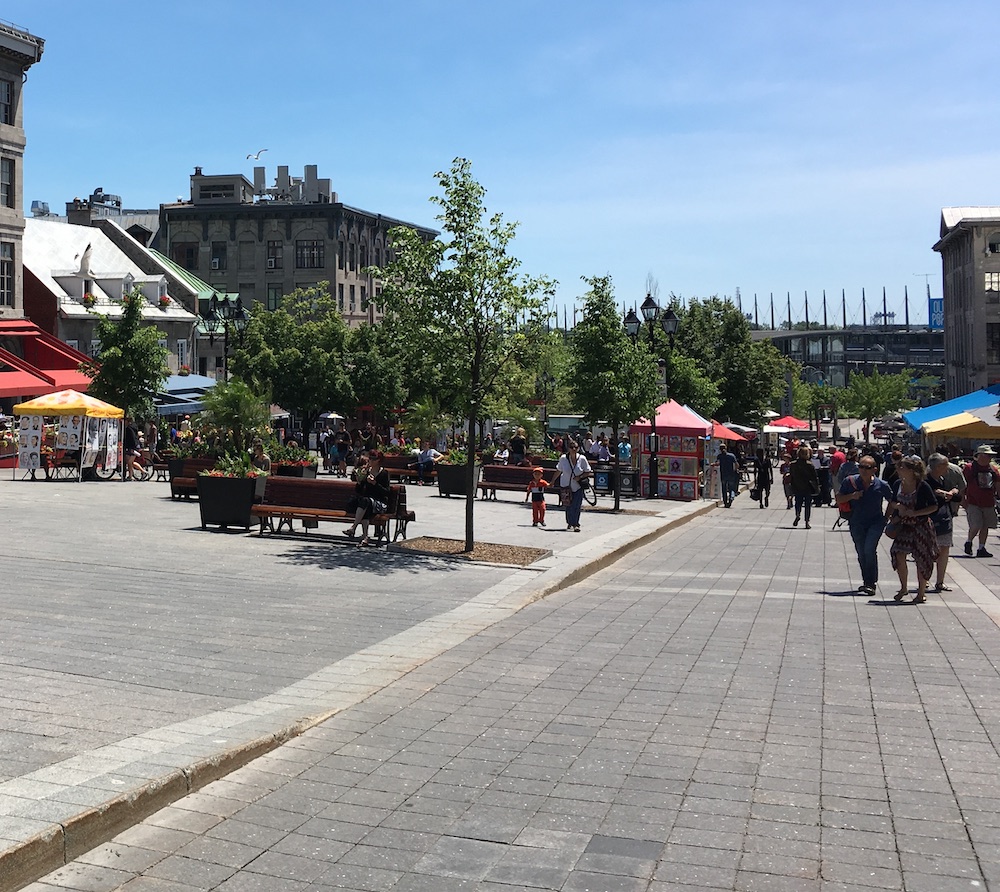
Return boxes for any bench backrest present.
[261,476,404,515]
[380,454,415,469]
[481,465,560,487]
[178,458,216,477]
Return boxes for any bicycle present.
[95,450,155,481]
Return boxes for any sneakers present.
[539,521,546,527]
[862,585,876,596]
[977,547,993,558]
[965,541,973,556]
[793,517,799,526]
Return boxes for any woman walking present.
[790,446,819,529]
[926,453,962,594]
[557,441,592,532]
[887,456,939,604]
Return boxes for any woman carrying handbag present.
[886,456,939,604]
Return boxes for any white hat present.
[975,444,997,455]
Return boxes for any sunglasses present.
[859,464,876,470]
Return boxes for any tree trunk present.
[465,412,476,552]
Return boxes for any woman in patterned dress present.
[887,456,940,604]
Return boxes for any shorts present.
[966,503,998,531]
[936,530,954,548]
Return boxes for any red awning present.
[771,415,810,429]
[0,320,93,399]
[712,420,747,441]
[630,400,713,436]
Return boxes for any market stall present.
[12,389,124,480]
[629,400,712,499]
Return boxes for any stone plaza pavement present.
[7,478,1000,891]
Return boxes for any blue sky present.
[6,1,996,325]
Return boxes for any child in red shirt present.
[525,467,550,527]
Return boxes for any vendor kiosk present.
[629,401,711,500]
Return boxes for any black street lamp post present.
[624,294,678,499]
[203,293,250,381]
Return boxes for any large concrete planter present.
[273,464,318,478]
[436,463,480,498]
[196,475,264,530]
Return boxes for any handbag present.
[884,519,900,539]
[560,487,572,507]
[750,487,760,501]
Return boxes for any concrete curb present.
[3,498,715,892]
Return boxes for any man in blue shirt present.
[716,443,740,508]
[836,456,893,596]
[617,434,632,464]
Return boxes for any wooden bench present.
[169,458,217,499]
[477,464,562,501]
[250,476,414,542]
[380,453,438,484]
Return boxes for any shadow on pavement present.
[274,541,470,576]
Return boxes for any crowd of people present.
[748,434,1000,604]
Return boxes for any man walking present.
[716,443,740,508]
[836,455,893,595]
[963,444,1000,558]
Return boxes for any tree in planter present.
[568,275,661,512]
[80,285,168,418]
[373,157,554,551]
[230,283,354,436]
[200,378,271,454]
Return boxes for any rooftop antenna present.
[914,272,933,299]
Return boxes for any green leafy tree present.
[201,378,271,453]
[569,275,660,511]
[841,368,914,438]
[373,157,555,551]
[231,283,354,433]
[664,352,722,419]
[345,323,405,418]
[670,297,785,422]
[81,286,169,419]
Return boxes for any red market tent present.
[712,420,746,441]
[771,415,810,429]
[631,400,712,436]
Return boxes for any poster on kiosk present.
[629,401,711,500]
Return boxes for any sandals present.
[893,588,908,602]
[357,537,370,548]
[912,593,927,604]
[343,528,356,538]
[933,583,951,592]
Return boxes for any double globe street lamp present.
[624,294,679,499]
[203,293,249,381]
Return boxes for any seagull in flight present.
[246,148,268,160]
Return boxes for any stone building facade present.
[159,164,436,326]
[933,208,1000,398]
[0,21,44,319]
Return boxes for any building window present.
[375,247,382,268]
[986,272,1000,292]
[989,324,1000,365]
[211,241,227,271]
[266,285,282,310]
[0,80,11,125]
[177,339,188,369]
[349,284,355,312]
[238,240,255,270]
[338,240,345,270]
[295,239,324,269]
[361,286,368,312]
[66,339,79,351]
[337,283,344,311]
[0,242,11,305]
[198,184,235,200]
[171,241,198,271]
[360,245,368,270]
[0,157,12,208]
[349,243,356,272]
[266,240,283,270]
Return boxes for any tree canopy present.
[231,283,354,429]
[81,286,168,419]
[841,367,914,435]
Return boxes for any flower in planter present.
[82,293,96,308]
[178,364,191,376]
[201,452,268,478]
[158,295,171,309]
